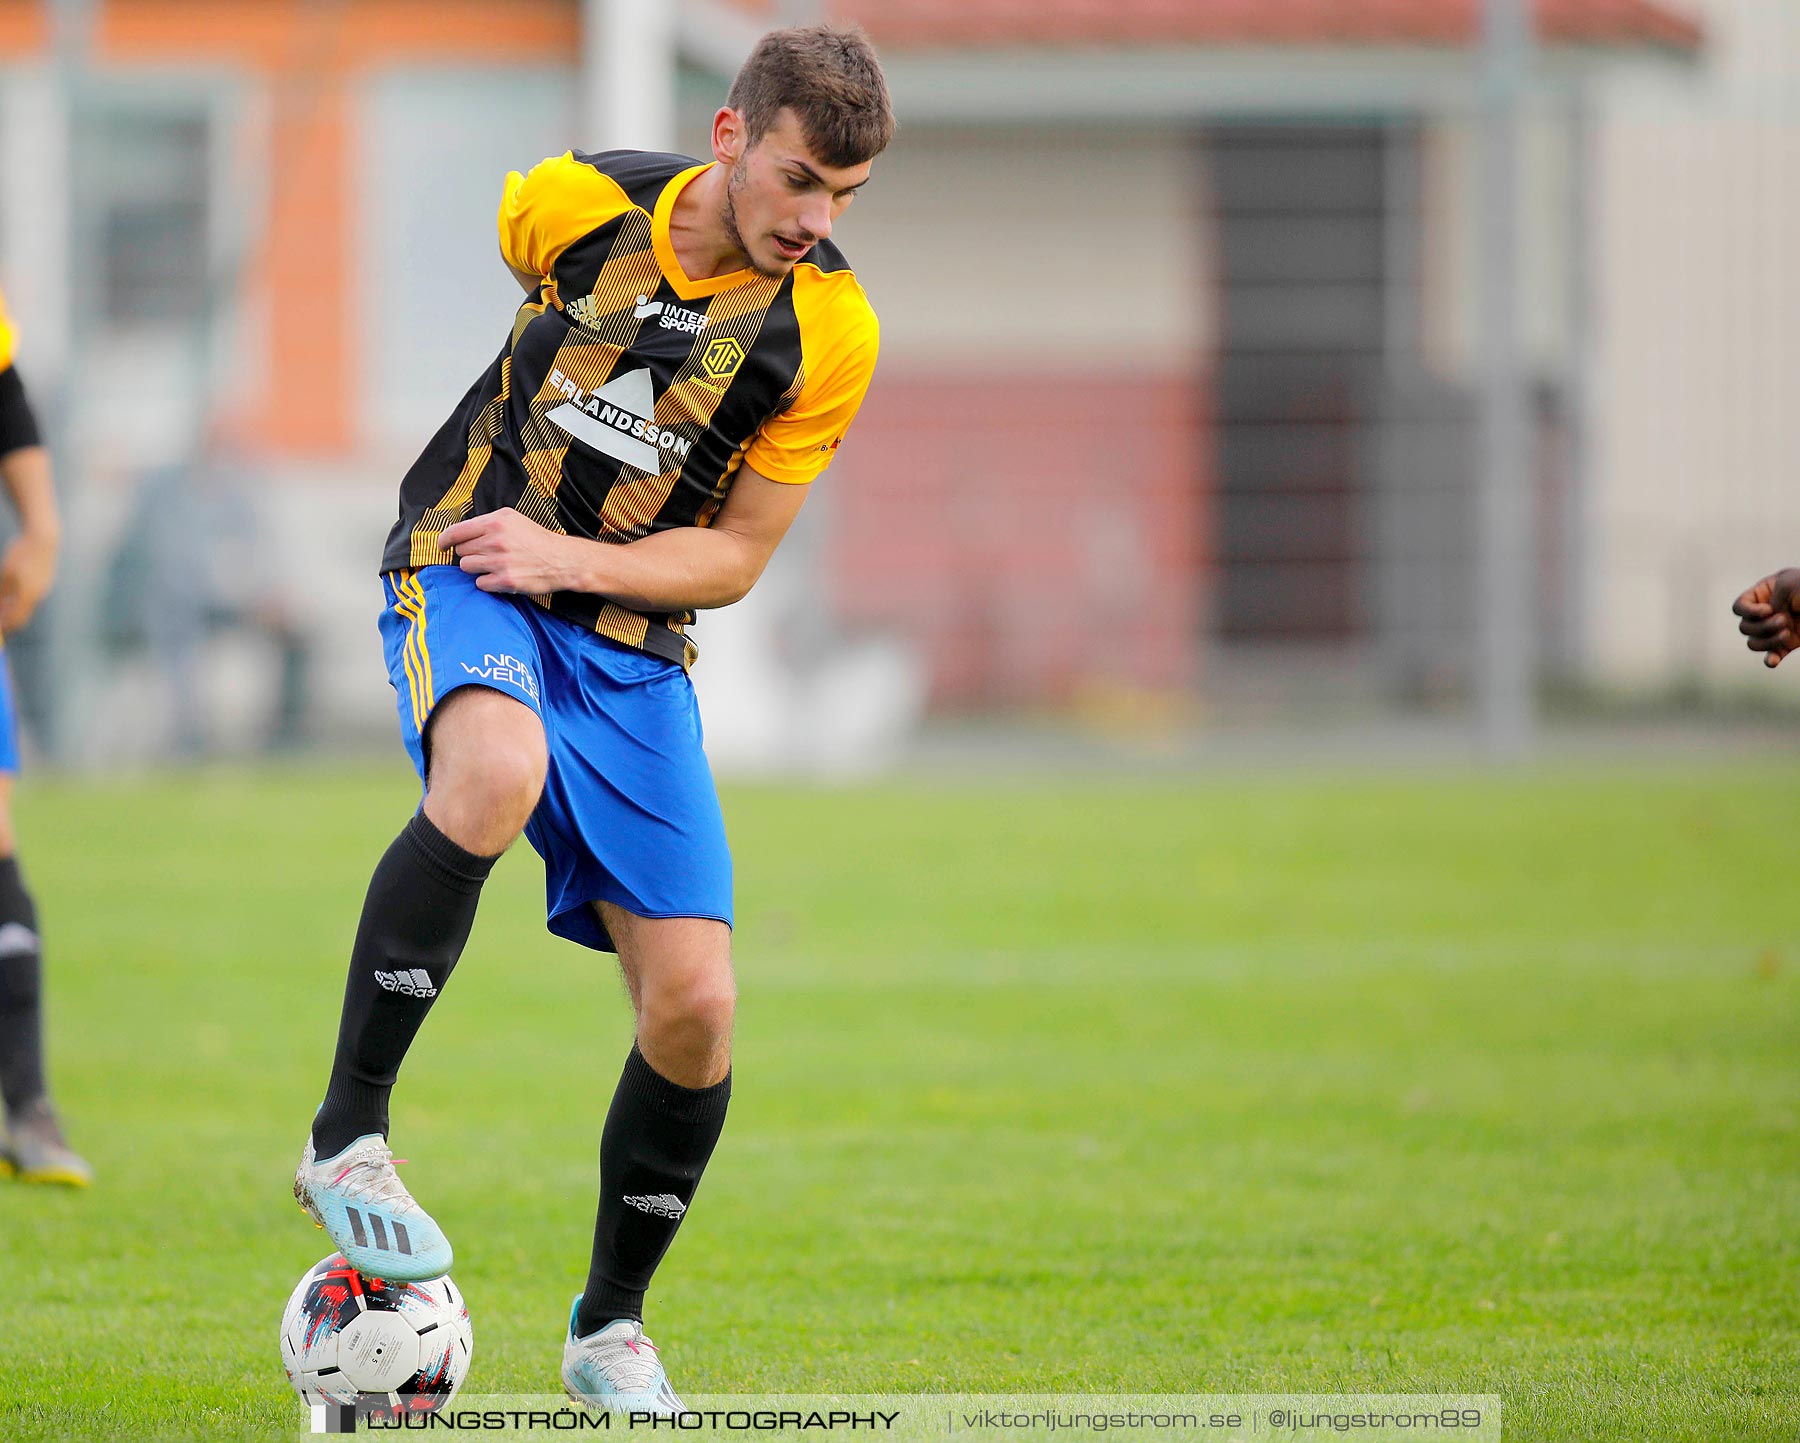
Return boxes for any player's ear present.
[711,107,746,167]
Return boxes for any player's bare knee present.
[629,943,734,1042]
[422,690,546,849]
[683,975,738,1041]
[643,971,735,1050]
[476,736,547,816]
[429,747,542,842]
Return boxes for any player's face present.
[721,109,872,278]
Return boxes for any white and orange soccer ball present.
[280,1254,472,1419]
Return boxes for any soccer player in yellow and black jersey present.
[0,287,88,1186]
[292,24,892,1410]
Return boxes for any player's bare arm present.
[1731,568,1800,668]
[437,467,808,611]
[0,359,59,636]
[0,443,60,636]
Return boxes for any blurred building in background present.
[0,0,1791,769]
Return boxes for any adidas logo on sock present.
[374,968,438,998]
[0,922,40,958]
[623,1193,687,1219]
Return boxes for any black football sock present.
[576,1045,731,1336]
[311,813,498,1158]
[0,855,46,1117]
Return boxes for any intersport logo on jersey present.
[634,293,709,333]
[544,366,692,473]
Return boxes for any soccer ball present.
[280,1254,473,1418]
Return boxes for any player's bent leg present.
[300,686,546,1280]
[564,907,732,1409]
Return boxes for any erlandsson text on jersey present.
[546,365,692,474]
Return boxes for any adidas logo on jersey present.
[375,968,438,998]
[634,294,709,334]
[545,366,692,473]
[623,1193,687,1219]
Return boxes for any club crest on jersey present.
[702,336,745,382]
[545,366,692,473]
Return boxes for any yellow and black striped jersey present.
[0,287,17,372]
[0,285,42,462]
[383,148,880,667]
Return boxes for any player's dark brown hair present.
[727,23,895,169]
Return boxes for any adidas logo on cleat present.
[374,968,438,998]
[623,1193,687,1219]
[343,1204,414,1257]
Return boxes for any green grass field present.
[1,761,1795,1440]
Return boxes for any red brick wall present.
[828,371,1209,708]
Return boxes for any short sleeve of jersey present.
[497,153,629,278]
[745,272,879,485]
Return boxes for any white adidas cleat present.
[562,1302,685,1415]
[293,1132,452,1281]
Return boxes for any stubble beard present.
[723,159,793,280]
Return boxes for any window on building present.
[79,104,211,327]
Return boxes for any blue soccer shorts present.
[379,564,732,953]
[0,646,19,775]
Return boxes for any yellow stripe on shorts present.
[402,572,435,715]
[390,571,429,732]
[391,574,424,730]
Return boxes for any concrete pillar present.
[582,0,677,152]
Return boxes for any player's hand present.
[0,528,58,634]
[1732,567,1800,668]
[438,507,587,595]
